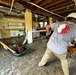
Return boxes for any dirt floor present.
[0,39,76,75]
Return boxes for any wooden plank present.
[43,0,67,9]
[38,0,52,6]
[8,22,22,26]
[0,29,10,38]
[0,27,24,30]
[0,18,8,22]
[8,18,24,23]
[55,8,75,14]
[31,7,51,16]
[32,30,46,32]
[0,0,12,6]
[0,41,16,53]
[33,36,46,41]
[0,23,8,26]
[32,0,42,4]
[0,32,2,39]
[51,4,75,12]
[48,1,73,11]
[5,26,24,29]
[0,18,24,23]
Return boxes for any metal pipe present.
[26,1,64,19]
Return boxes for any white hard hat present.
[67,12,76,19]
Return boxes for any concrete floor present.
[0,39,76,75]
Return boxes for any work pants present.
[38,48,69,75]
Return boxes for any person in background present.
[33,24,41,38]
[38,12,76,75]
[46,24,54,38]
[36,24,41,30]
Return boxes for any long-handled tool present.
[67,40,76,58]
[0,41,16,54]
[67,46,76,58]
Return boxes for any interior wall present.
[0,17,25,39]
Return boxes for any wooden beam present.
[48,1,74,11]
[38,0,52,6]
[0,41,16,53]
[56,8,76,14]
[51,4,75,12]
[31,7,51,16]
[31,0,42,4]
[43,0,66,9]
[0,0,12,6]
[25,1,64,18]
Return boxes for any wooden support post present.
[49,17,52,24]
[24,9,33,44]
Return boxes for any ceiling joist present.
[38,0,53,6]
[51,4,75,12]
[32,0,42,4]
[0,0,75,19]
[0,0,12,6]
[43,0,66,9]
[49,1,74,11]
[57,8,76,14]
[25,1,64,19]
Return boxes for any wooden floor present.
[0,39,76,75]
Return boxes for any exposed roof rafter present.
[43,0,66,9]
[25,1,64,19]
[32,0,42,4]
[51,4,75,12]
[48,1,74,11]
[0,0,75,19]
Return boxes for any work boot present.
[38,61,46,67]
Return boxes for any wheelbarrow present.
[0,41,28,57]
[0,35,28,57]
